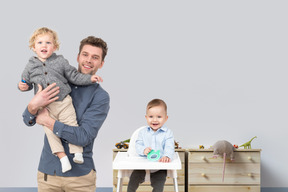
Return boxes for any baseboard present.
[0,187,287,192]
[0,189,37,192]
[261,188,288,192]
[0,187,113,192]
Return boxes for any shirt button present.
[43,63,46,66]
[47,83,50,86]
[75,86,78,89]
[44,72,48,75]
[56,132,58,135]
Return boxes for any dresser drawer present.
[188,163,260,184]
[188,185,260,192]
[188,151,260,163]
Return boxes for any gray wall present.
[0,0,287,188]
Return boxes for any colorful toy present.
[115,139,130,149]
[199,145,204,149]
[212,140,235,182]
[233,144,239,149]
[174,140,181,149]
[21,79,26,83]
[239,136,257,149]
[147,150,161,161]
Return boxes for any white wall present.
[0,0,287,188]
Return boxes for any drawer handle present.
[201,173,206,177]
[248,156,252,160]
[201,156,206,161]
[248,173,253,177]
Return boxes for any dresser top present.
[187,149,261,152]
[113,148,186,152]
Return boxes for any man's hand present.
[28,83,60,115]
[159,156,171,163]
[36,108,55,131]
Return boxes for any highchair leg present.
[173,177,179,192]
[116,170,124,192]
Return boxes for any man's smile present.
[83,64,92,69]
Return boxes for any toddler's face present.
[33,34,56,62]
[145,106,168,132]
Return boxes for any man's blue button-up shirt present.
[22,83,110,177]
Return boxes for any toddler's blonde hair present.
[29,27,59,50]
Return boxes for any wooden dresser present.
[187,149,261,192]
[113,149,186,192]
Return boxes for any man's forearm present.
[42,118,56,131]
[27,102,40,115]
[36,108,56,131]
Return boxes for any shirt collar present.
[147,125,167,132]
[31,53,57,63]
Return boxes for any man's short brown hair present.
[79,36,108,61]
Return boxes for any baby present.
[127,99,175,192]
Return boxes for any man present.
[22,36,110,192]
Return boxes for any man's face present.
[77,44,104,75]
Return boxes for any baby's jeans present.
[127,170,167,192]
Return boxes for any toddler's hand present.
[91,75,103,83]
[159,156,171,163]
[144,147,152,156]
[18,80,29,91]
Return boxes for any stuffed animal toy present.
[212,140,235,182]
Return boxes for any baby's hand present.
[144,147,152,156]
[91,75,103,83]
[159,156,171,163]
[18,80,29,91]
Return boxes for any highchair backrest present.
[127,126,147,157]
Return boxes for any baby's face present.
[33,34,56,62]
[145,106,168,131]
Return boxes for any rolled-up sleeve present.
[22,107,37,126]
[53,92,110,147]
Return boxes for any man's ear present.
[77,54,80,63]
[99,61,105,69]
